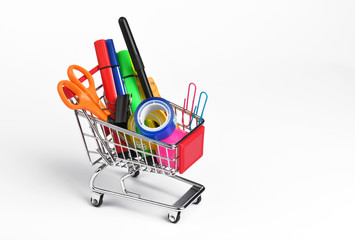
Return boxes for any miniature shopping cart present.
[72,85,205,223]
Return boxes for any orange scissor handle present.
[57,80,108,121]
[67,65,98,102]
[67,65,111,116]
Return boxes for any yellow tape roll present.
[135,76,163,128]
[127,110,167,152]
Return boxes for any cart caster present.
[193,195,202,205]
[130,170,140,178]
[90,194,103,207]
[168,212,181,224]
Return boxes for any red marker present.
[94,40,117,118]
[94,40,128,154]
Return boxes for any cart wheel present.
[90,194,103,207]
[130,171,140,178]
[193,196,202,205]
[168,212,181,224]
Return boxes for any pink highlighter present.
[158,128,188,169]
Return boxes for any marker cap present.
[94,40,111,69]
[117,50,134,78]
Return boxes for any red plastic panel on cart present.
[178,125,205,174]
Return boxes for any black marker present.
[118,17,154,99]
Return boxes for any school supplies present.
[117,50,142,112]
[62,65,100,99]
[94,40,117,117]
[57,65,111,121]
[127,110,166,152]
[117,50,157,129]
[58,64,128,156]
[57,17,208,223]
[190,91,208,130]
[114,94,130,128]
[158,128,188,168]
[106,40,131,128]
[136,77,162,99]
[182,83,197,128]
[134,97,176,140]
[105,39,126,95]
[119,17,154,99]
[148,77,161,97]
[129,57,161,99]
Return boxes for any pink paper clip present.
[182,82,197,128]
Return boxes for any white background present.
[1,0,355,239]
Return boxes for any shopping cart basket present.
[72,84,205,223]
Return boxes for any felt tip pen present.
[105,39,127,95]
[117,50,142,113]
[118,17,154,99]
[94,39,117,117]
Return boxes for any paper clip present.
[182,82,197,128]
[189,91,208,130]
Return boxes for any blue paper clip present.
[189,91,208,130]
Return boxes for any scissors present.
[57,65,111,121]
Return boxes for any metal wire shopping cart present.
[72,85,206,223]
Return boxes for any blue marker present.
[106,39,126,95]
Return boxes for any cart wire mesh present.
[73,86,204,176]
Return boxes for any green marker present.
[117,50,141,113]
